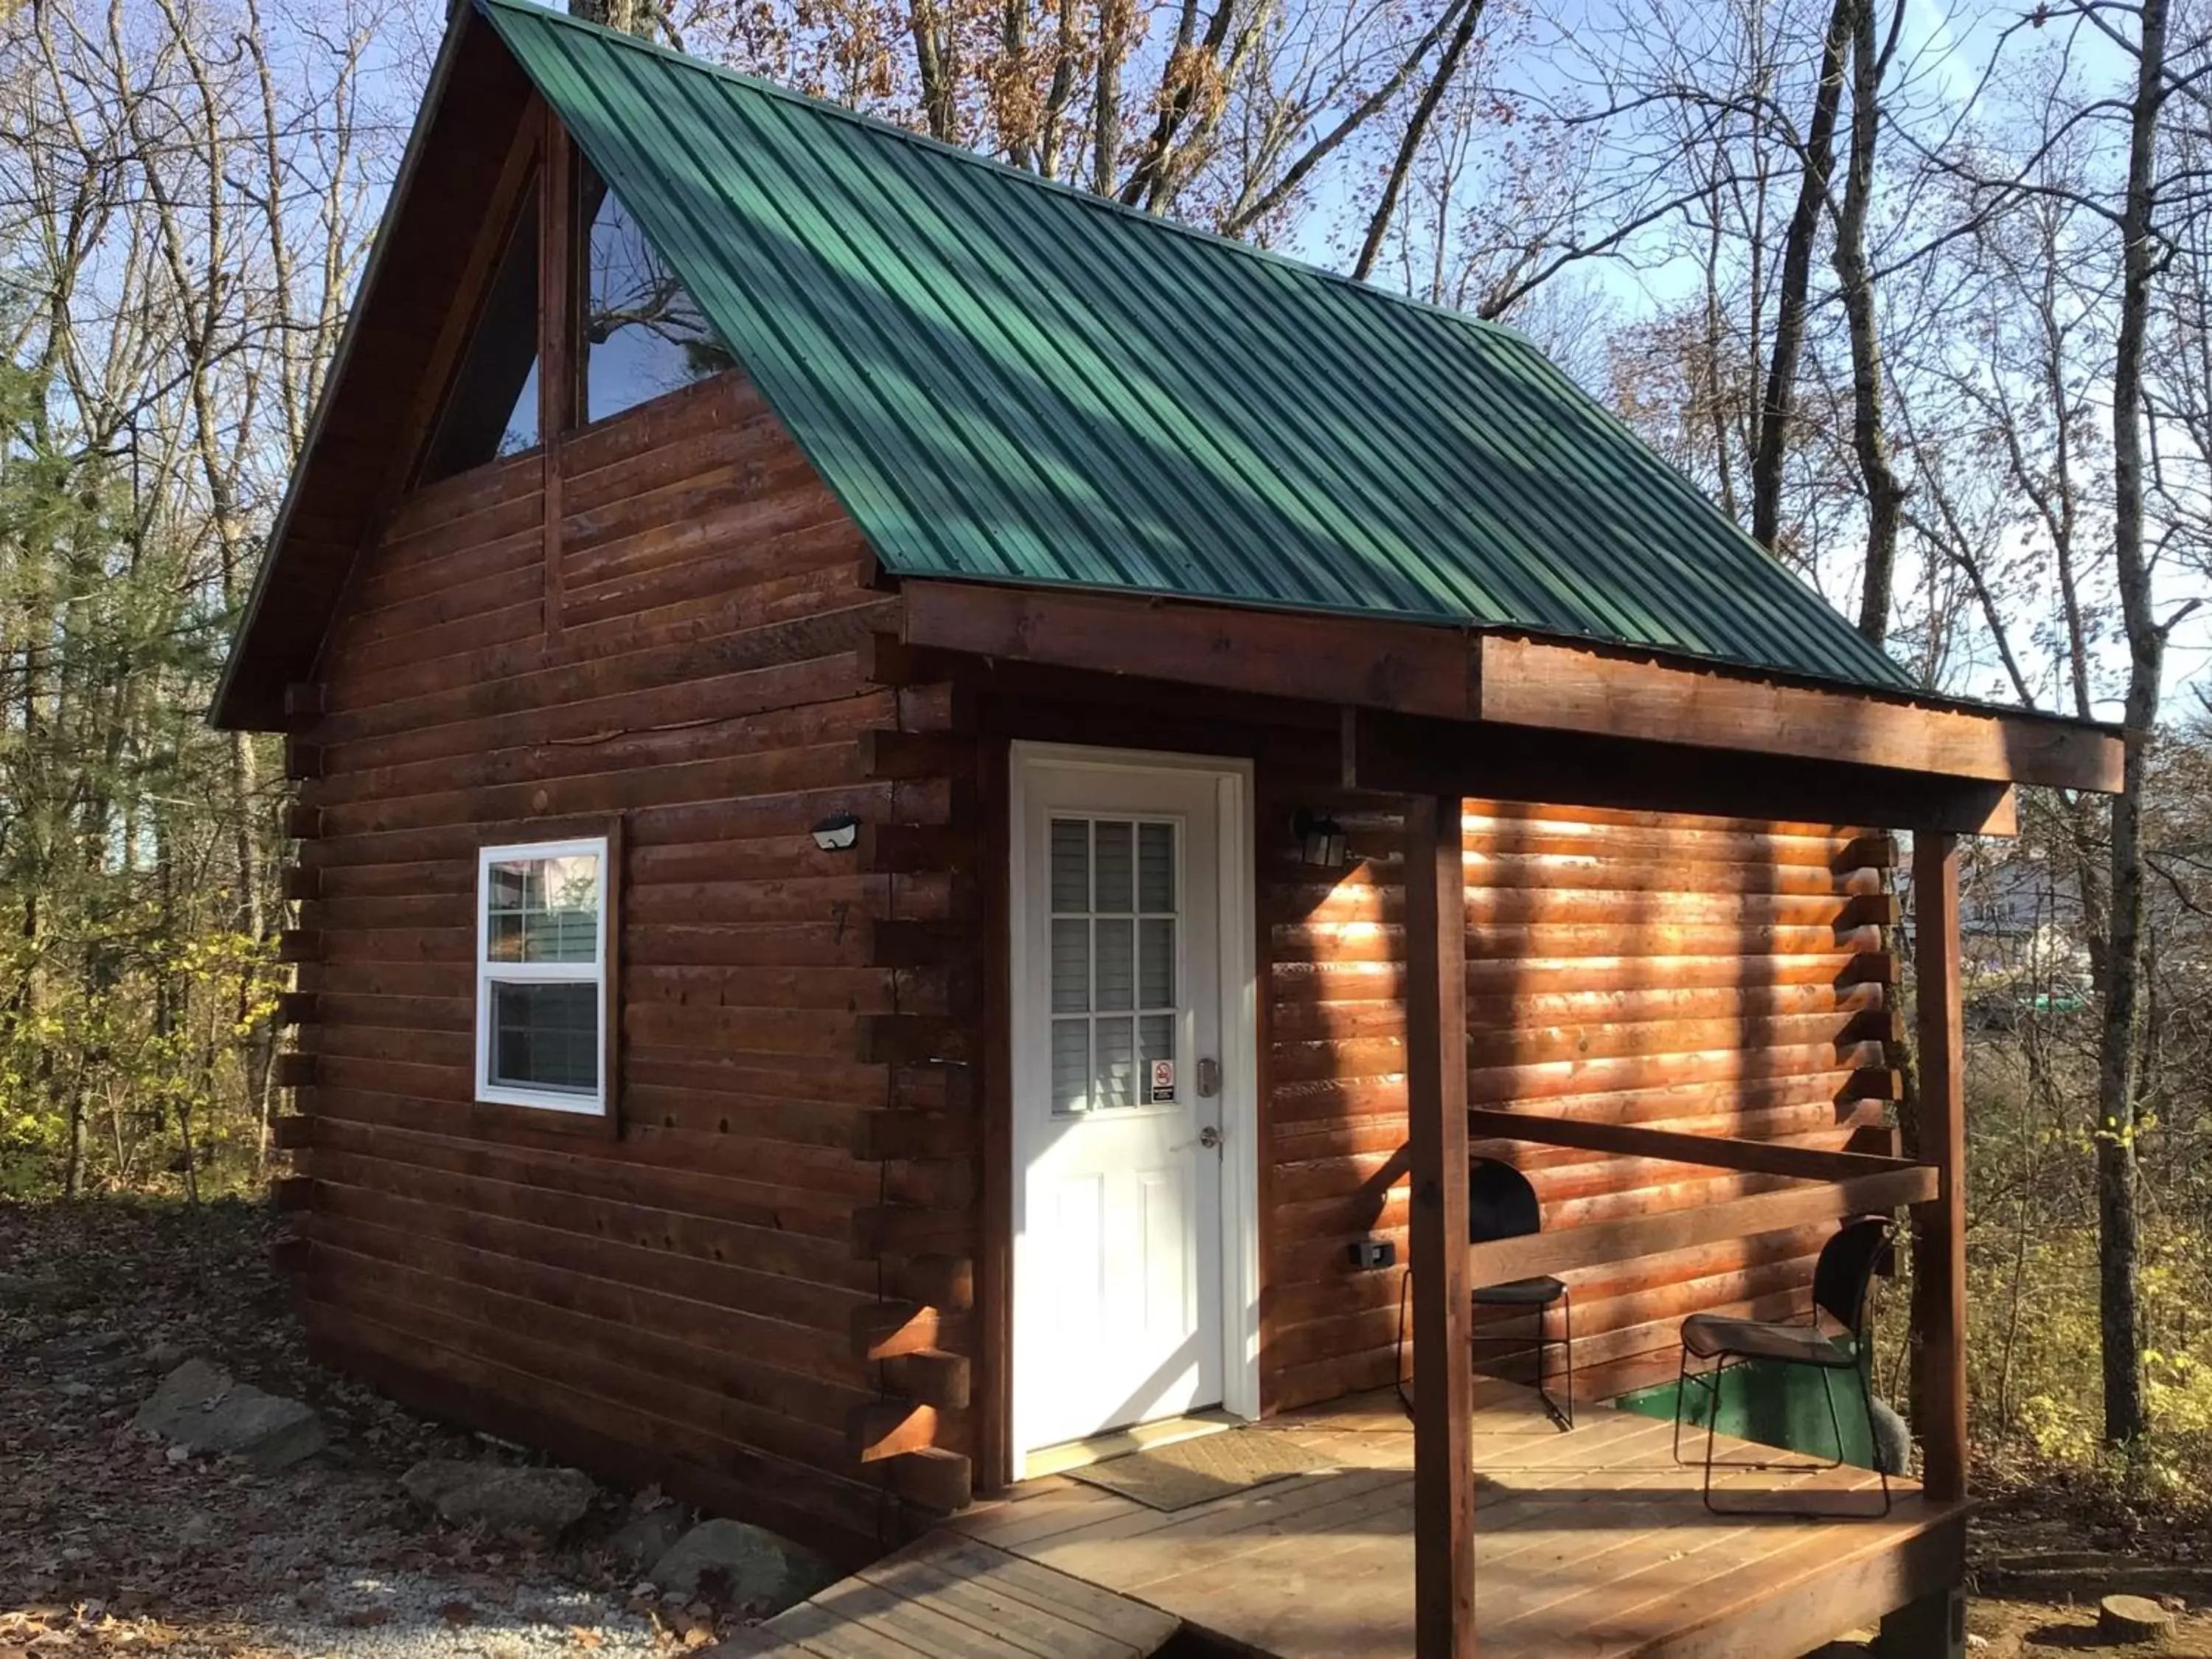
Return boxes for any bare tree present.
[1832,0,1909,644]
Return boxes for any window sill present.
[476,1085,604,1115]
[458,1096,620,1142]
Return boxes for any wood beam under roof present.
[895,580,2124,801]
[1340,707,2021,837]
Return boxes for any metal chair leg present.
[1672,1346,1691,1465]
[1523,1295,1572,1433]
[1858,1352,1893,1517]
[1820,1366,1846,1468]
[1560,1290,1575,1430]
[1394,1269,1413,1419]
[1699,1356,1890,1518]
[1673,1346,1726,1467]
[1700,1354,1728,1512]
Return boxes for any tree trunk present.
[567,0,656,37]
[1354,2,1488,282]
[1749,0,1852,552]
[910,1,959,145]
[1832,0,1908,646]
[1119,0,1234,212]
[1093,0,1131,194]
[2097,0,2168,1451]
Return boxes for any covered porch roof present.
[896,577,2124,832]
[894,578,2042,1658]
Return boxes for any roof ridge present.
[474,0,1533,349]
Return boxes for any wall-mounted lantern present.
[810,812,861,852]
[1292,806,1348,870]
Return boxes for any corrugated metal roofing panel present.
[478,0,1913,692]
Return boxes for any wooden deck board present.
[734,1388,1966,1659]
[726,1534,1180,1659]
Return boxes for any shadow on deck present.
[723,1384,1969,1659]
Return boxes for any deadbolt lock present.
[1197,1057,1221,1098]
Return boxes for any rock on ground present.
[134,1356,330,1471]
[605,1503,692,1571]
[647,1518,838,1613]
[400,1458,599,1538]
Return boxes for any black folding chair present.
[1672,1216,1893,1516]
[1397,1158,1574,1431]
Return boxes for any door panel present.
[1012,754,1231,1458]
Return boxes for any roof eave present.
[895,575,2125,799]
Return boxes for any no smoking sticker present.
[1150,1059,1175,1102]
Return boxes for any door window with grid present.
[1048,817,1179,1114]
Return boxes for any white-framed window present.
[475,836,610,1114]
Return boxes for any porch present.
[737,1382,1968,1659]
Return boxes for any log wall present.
[274,372,1899,1523]
[276,369,971,1557]
[1263,794,1900,1411]
[954,679,1899,1441]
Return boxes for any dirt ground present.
[1,1196,2202,1658]
[1959,1599,2212,1655]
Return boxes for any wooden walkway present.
[727,1385,1969,1659]
[717,1530,1182,1658]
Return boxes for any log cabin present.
[215,4,2126,1655]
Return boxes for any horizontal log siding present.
[285,369,920,1556]
[1264,796,1899,1413]
[963,675,1894,1432]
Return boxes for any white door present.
[1011,748,1242,1462]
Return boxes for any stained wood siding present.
[1264,797,1899,1413]
[279,369,952,1554]
[279,393,1898,1517]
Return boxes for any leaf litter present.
[0,1199,768,1658]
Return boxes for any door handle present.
[1199,1124,1222,1150]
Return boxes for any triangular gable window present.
[422,181,543,483]
[577,160,733,424]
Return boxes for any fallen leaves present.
[0,1609,186,1655]
[1,1197,678,1656]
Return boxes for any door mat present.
[1066,1431,1335,1512]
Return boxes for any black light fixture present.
[1292,806,1348,870]
[810,812,861,852]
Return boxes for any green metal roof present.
[478,0,1912,693]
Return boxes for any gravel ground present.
[260,1571,664,1659]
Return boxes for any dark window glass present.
[422,185,541,481]
[490,981,599,1095]
[578,164,733,423]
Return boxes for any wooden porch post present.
[1405,793,1475,1658]
[1911,830,1969,1502]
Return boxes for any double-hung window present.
[476,837,611,1114]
